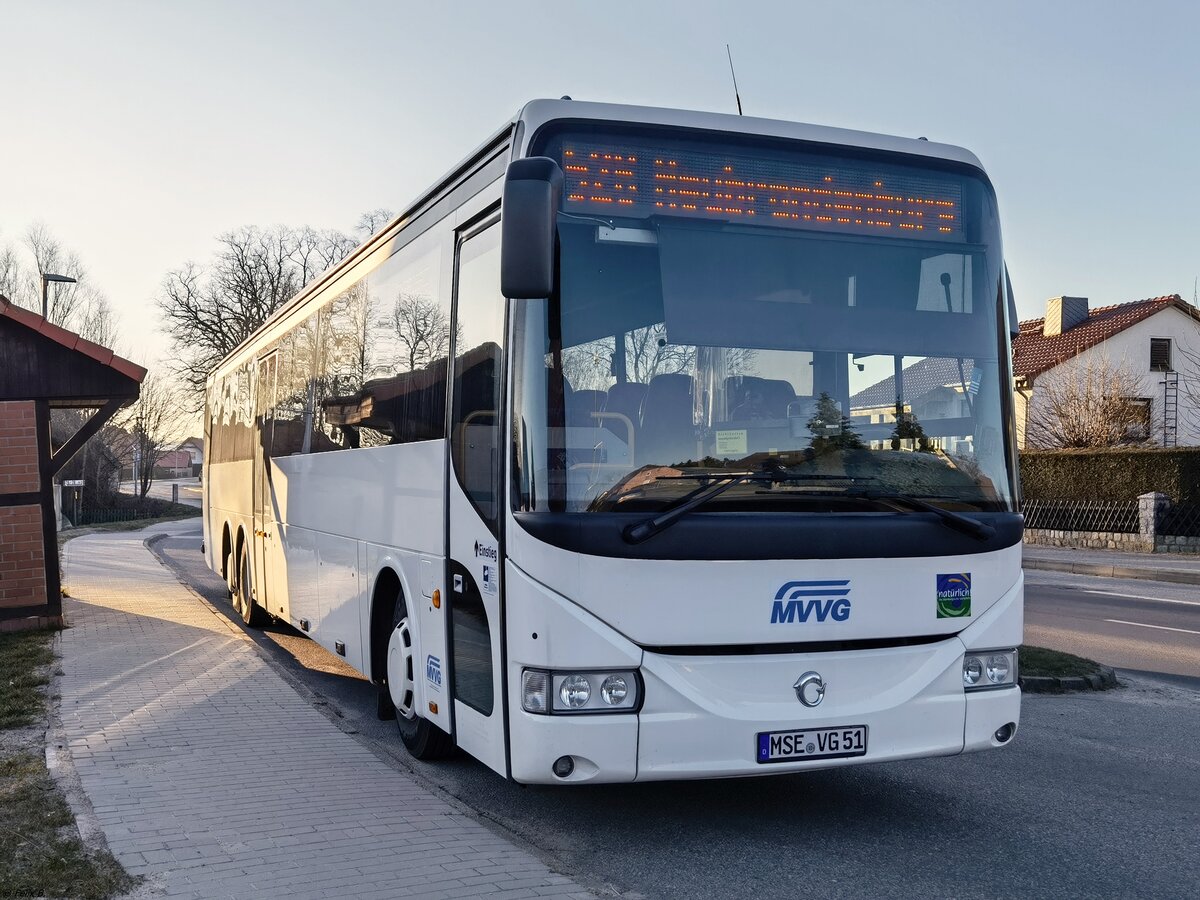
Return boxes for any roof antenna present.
[725,44,743,115]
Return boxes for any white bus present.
[204,99,1023,784]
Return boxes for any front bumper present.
[505,564,1022,784]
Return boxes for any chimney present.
[1043,296,1088,336]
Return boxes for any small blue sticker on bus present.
[936,573,971,618]
[426,655,442,688]
[481,563,496,595]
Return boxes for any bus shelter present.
[0,295,145,632]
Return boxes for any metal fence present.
[1021,499,1140,534]
[1159,502,1200,537]
[76,508,156,526]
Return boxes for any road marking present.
[1083,589,1200,607]
[1103,619,1200,637]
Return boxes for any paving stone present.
[58,525,591,898]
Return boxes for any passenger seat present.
[639,373,696,465]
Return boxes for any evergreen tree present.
[806,392,864,452]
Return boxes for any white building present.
[1012,294,1200,448]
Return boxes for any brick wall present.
[0,400,40,494]
[1024,528,1152,552]
[0,400,49,614]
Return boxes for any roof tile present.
[0,294,146,385]
[1012,295,1195,379]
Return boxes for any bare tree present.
[356,208,395,239]
[625,324,694,384]
[1169,336,1200,439]
[157,219,373,406]
[0,242,33,306]
[287,226,357,286]
[0,224,121,345]
[1025,354,1153,449]
[324,282,374,388]
[392,293,453,371]
[110,374,185,500]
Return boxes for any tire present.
[224,549,236,600]
[387,591,454,760]
[236,545,269,628]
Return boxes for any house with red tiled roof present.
[1011,294,1200,448]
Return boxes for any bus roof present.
[514,98,987,173]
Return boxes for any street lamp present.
[41,272,77,319]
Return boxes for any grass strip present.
[1019,645,1103,678]
[0,753,134,900]
[0,630,55,730]
[0,630,136,899]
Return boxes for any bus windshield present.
[512,129,1014,516]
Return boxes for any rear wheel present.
[387,592,454,760]
[235,545,268,627]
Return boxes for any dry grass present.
[0,629,136,899]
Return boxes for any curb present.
[1023,557,1200,585]
[1019,666,1119,693]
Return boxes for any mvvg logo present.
[426,655,442,688]
[770,580,851,624]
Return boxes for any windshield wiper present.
[869,491,996,541]
[622,473,997,544]
[623,471,759,544]
[789,487,996,541]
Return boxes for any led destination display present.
[558,138,964,241]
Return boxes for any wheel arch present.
[369,566,403,684]
[220,522,234,581]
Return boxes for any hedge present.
[1019,448,1200,503]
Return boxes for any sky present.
[2,0,1198,369]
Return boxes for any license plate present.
[756,725,868,763]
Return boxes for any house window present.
[1122,397,1152,442]
[1150,338,1172,371]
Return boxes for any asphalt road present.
[152,525,1199,900]
[1025,570,1200,685]
[120,477,203,508]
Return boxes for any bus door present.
[253,351,278,611]
[446,217,506,774]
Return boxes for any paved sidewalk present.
[1023,543,1200,584]
[58,524,593,900]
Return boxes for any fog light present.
[994,722,1016,743]
[559,674,591,709]
[600,674,628,705]
[986,655,1011,684]
[963,657,983,686]
[552,755,574,778]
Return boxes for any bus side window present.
[450,221,503,533]
[312,225,450,450]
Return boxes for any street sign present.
[63,479,85,487]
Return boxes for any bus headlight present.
[559,674,591,709]
[963,649,1017,691]
[521,668,641,714]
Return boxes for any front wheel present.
[387,592,454,760]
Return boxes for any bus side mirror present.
[501,157,563,299]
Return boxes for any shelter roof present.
[0,295,146,406]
